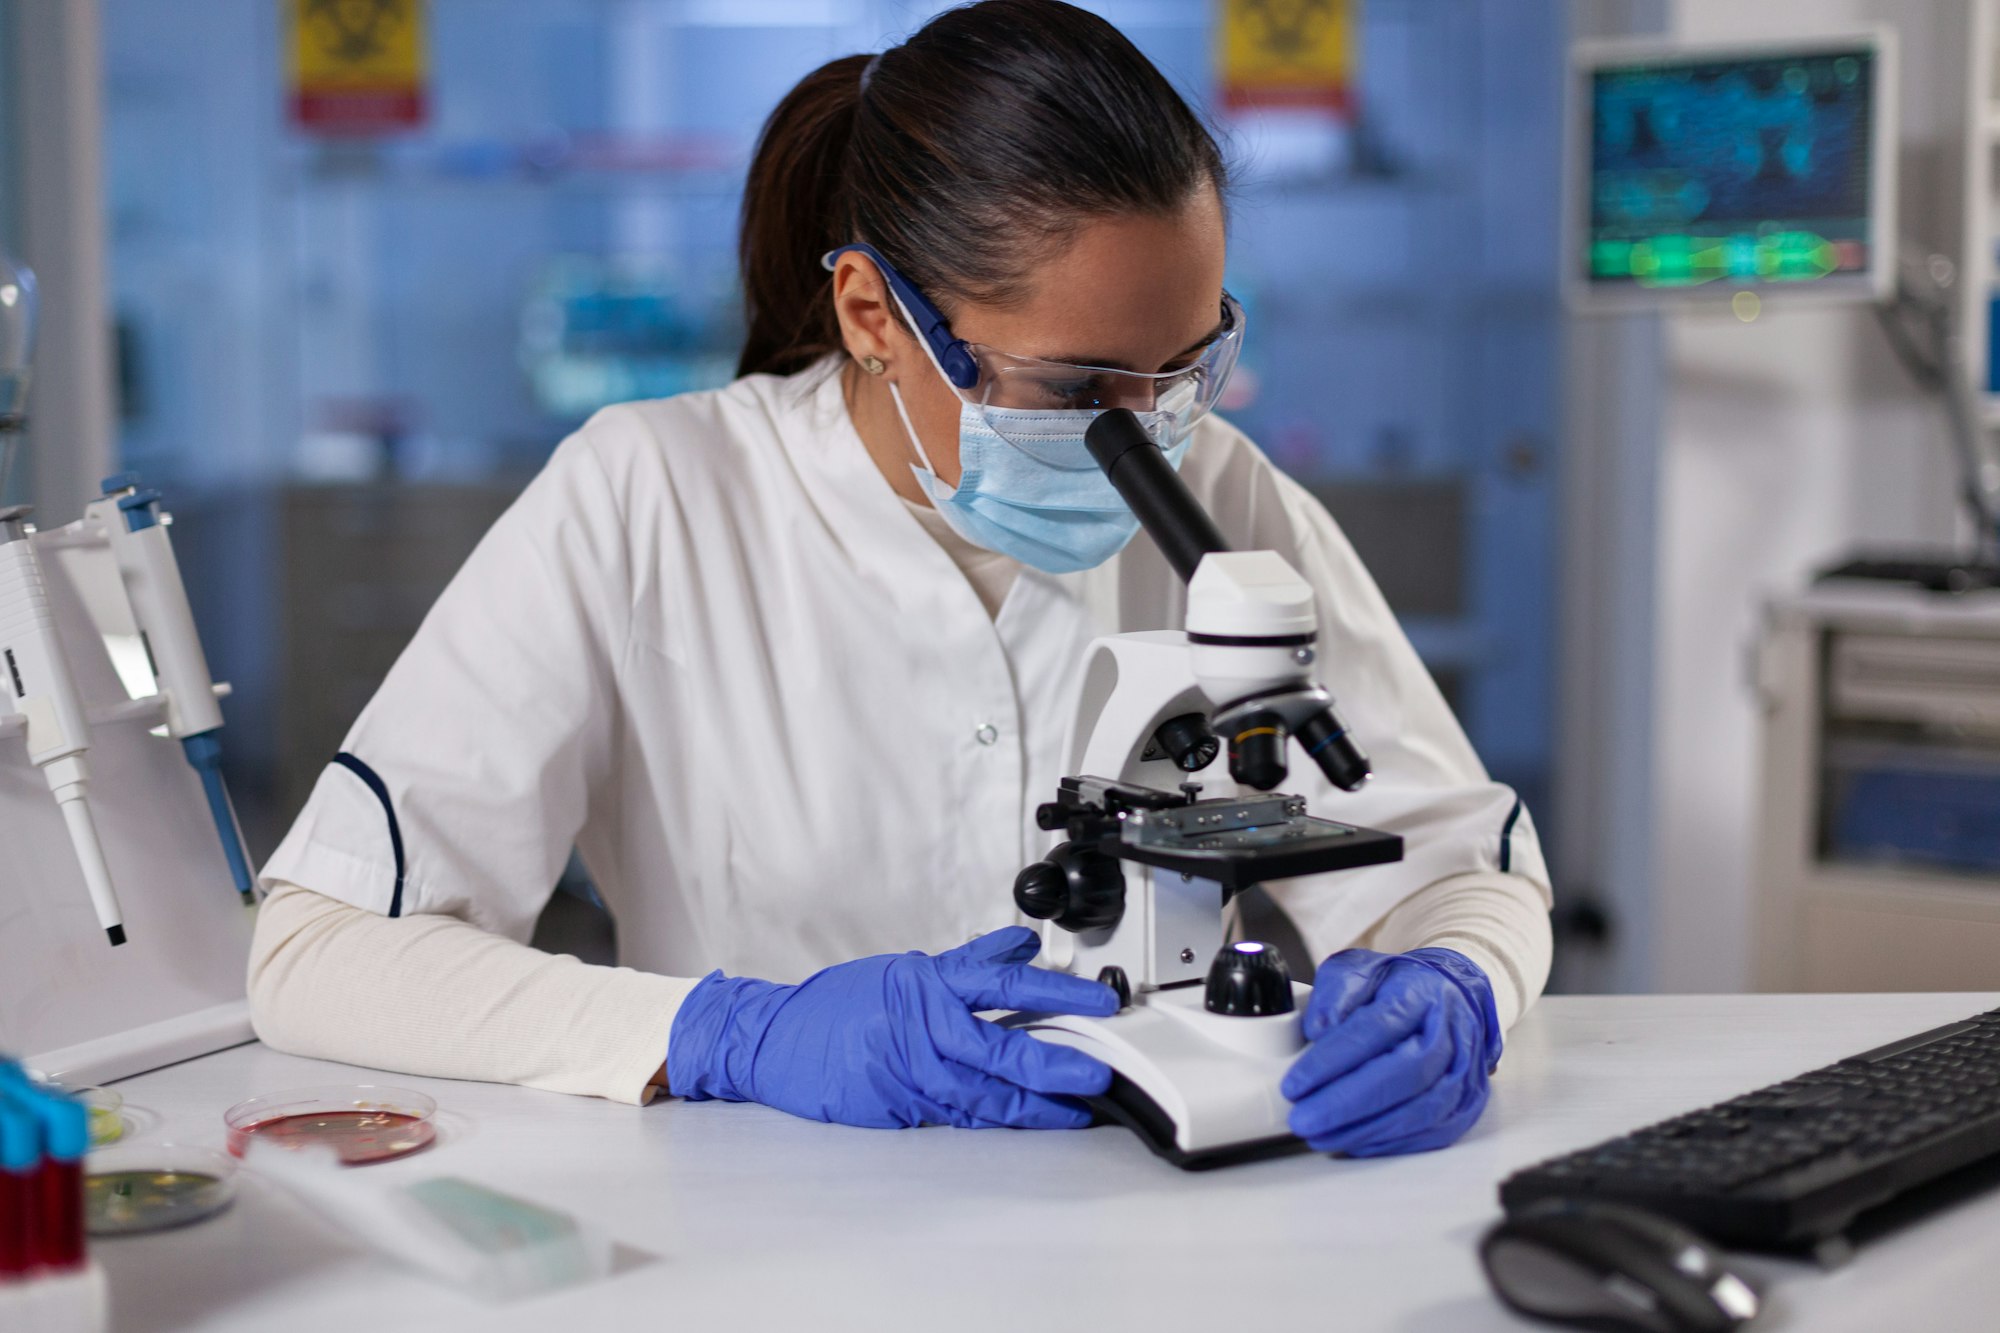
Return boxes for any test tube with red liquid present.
[0,1089,33,1279]
[0,1066,89,1278]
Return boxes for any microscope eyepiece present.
[1085,408,1227,584]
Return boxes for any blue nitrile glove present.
[1281,946,1503,1157]
[666,926,1120,1130]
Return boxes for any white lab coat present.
[262,360,1549,986]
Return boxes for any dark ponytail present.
[736,0,1228,379]
[736,53,872,380]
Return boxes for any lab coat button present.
[975,723,999,746]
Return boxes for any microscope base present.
[1086,1072,1311,1170]
[1002,981,1317,1170]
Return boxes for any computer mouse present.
[1479,1199,1760,1332]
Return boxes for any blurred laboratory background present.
[6,0,2000,998]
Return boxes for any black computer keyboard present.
[1499,1005,2000,1250]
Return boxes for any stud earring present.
[860,355,886,375]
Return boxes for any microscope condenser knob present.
[1204,941,1295,1016]
[1014,862,1068,920]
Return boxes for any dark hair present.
[736,0,1228,378]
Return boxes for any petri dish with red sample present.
[224,1084,437,1166]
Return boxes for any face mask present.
[886,353,1195,577]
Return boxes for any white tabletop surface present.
[91,992,2000,1333]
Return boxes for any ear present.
[830,252,910,372]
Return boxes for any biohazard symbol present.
[301,0,412,65]
[1234,0,1342,63]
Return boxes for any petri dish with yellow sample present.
[85,1141,237,1236]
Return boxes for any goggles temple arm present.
[821,243,980,390]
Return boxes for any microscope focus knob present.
[1012,842,1125,933]
[1013,862,1069,921]
[1204,941,1295,1016]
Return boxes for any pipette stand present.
[1,513,254,1085]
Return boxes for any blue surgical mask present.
[887,358,1193,576]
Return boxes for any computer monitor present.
[1566,31,1897,309]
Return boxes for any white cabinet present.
[1755,580,2000,991]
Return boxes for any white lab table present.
[93,992,2000,1332]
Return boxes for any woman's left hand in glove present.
[1280,946,1503,1157]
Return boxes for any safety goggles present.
[821,242,1244,453]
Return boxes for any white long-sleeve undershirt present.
[1352,871,1551,1033]
[247,867,1550,1106]
[248,880,696,1104]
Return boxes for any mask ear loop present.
[879,281,962,481]
[885,379,943,480]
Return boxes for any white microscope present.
[1002,408,1404,1169]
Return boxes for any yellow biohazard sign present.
[288,0,428,134]
[1218,0,1356,114]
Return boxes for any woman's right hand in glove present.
[664,926,1120,1129]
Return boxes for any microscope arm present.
[1084,409,1371,793]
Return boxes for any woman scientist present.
[250,0,1552,1157]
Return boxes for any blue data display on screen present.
[1587,50,1874,288]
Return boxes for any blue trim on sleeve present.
[331,751,406,917]
[1499,797,1524,874]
